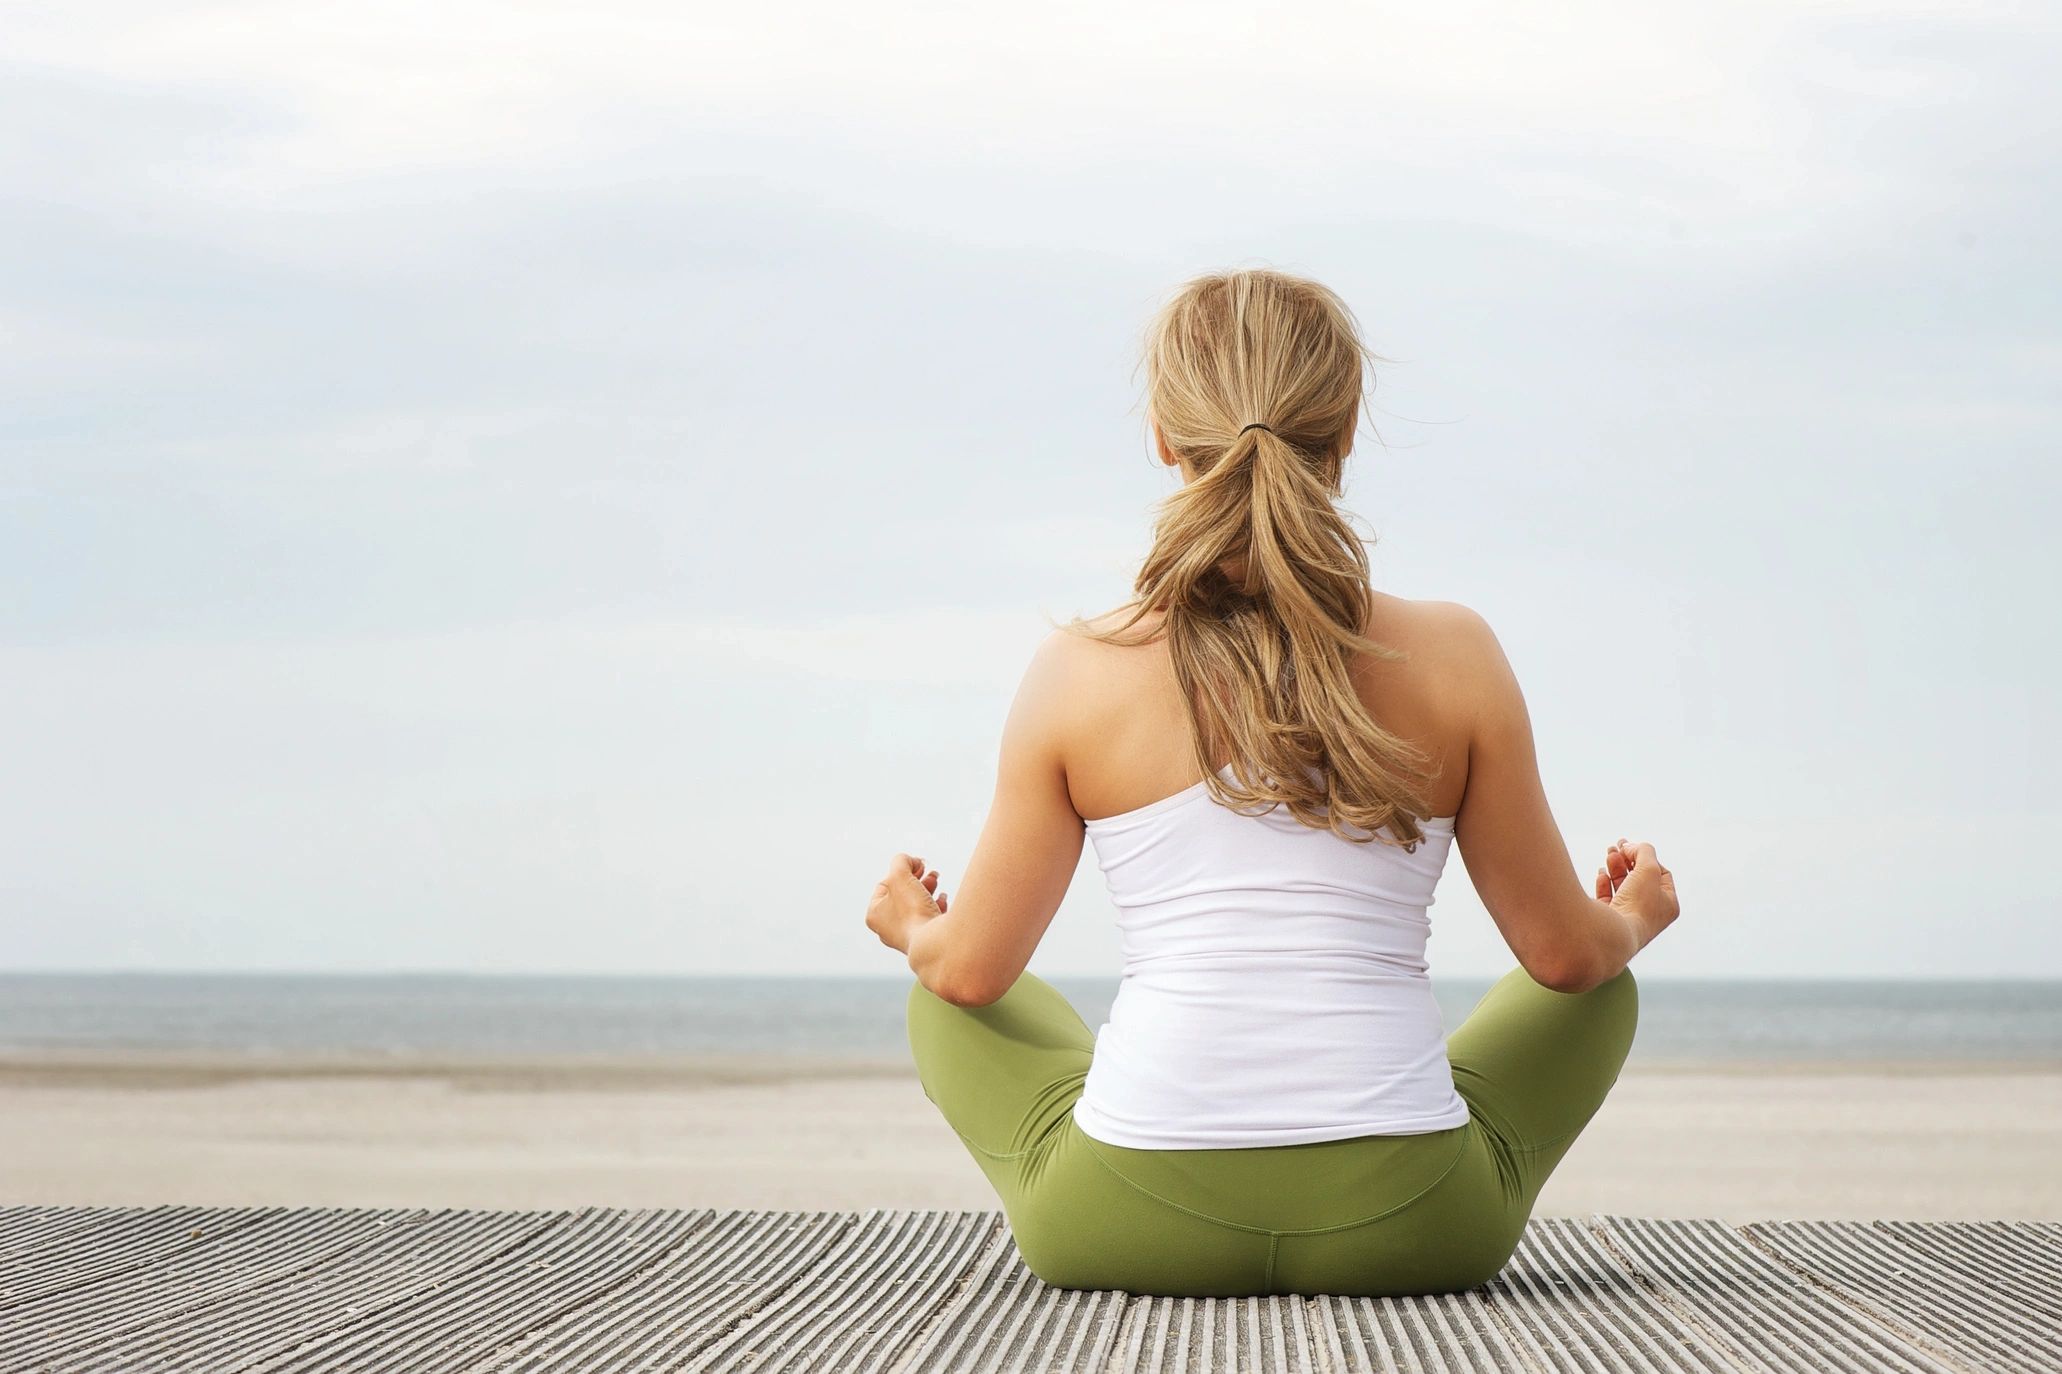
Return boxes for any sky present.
[3,1,2056,978]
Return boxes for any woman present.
[863,267,1680,1298]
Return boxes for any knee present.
[1536,961,1638,1030]
[1595,965,1639,1043]
[1539,965,1639,1078]
[905,974,965,1033]
[905,977,954,1081]
[904,973,1032,1085]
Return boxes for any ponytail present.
[1062,268,1434,848]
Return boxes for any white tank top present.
[1070,761,1471,1150]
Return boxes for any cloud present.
[2,0,2056,974]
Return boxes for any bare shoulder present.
[1016,605,1160,721]
[1032,604,1185,780]
[1040,603,1168,677]
[1066,601,1168,644]
[1359,592,1522,731]
[1364,592,1503,670]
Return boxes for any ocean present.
[1,975,2056,1063]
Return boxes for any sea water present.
[0,974,2056,1063]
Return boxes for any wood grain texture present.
[0,1209,2048,1372]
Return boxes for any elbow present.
[1515,899,1638,994]
[911,950,1013,1008]
[926,969,1010,1008]
[905,920,1018,1008]
[1522,947,1615,995]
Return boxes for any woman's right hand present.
[1596,839,1680,949]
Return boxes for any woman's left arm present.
[864,632,1084,1006]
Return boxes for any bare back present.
[1032,589,1671,998]
[1058,592,1481,824]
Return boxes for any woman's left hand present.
[866,852,949,954]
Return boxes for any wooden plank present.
[1596,1217,1956,1374]
[1468,1218,1743,1373]
[1,1208,402,1365]
[1310,1288,1537,1374]
[0,1205,274,1310]
[677,1210,996,1372]
[890,1222,1129,1373]
[1745,1220,2062,1372]
[247,1207,705,1373]
[786,1210,998,1372]
[1102,1293,1320,1373]
[0,1205,106,1260]
[1867,1221,2062,1321]
[474,1210,858,1373]
[1,1209,2054,1373]
[36,1209,566,1372]
[470,1209,995,1374]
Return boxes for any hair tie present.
[1239,422,1276,437]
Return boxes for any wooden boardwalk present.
[1,1208,2056,1372]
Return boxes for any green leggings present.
[906,966,1637,1297]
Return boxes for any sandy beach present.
[3,1054,2056,1222]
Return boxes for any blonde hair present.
[1060,267,1435,847]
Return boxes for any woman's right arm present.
[1445,606,1680,993]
